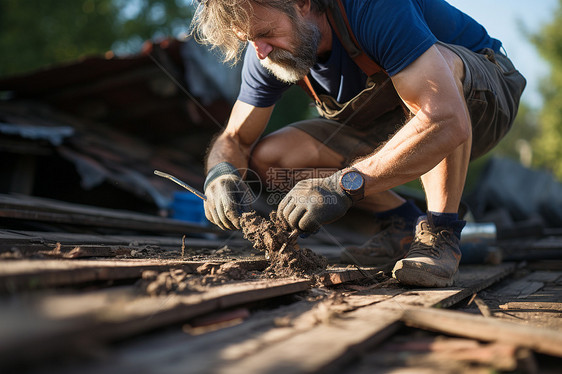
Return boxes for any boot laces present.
[409,226,454,257]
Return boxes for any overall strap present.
[324,0,385,76]
[298,0,387,102]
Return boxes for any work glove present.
[203,162,254,230]
[277,171,352,233]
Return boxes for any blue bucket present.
[171,192,208,225]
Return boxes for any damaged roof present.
[0,39,231,142]
[0,38,233,213]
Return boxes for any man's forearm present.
[353,109,470,195]
[205,132,251,173]
[205,100,273,175]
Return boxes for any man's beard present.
[260,19,321,84]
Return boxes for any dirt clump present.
[240,210,327,278]
[139,262,253,296]
[196,261,249,280]
[129,244,167,258]
[0,247,23,260]
[139,209,328,296]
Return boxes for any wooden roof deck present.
[1,195,561,374]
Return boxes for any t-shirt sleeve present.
[237,45,292,107]
[352,0,437,76]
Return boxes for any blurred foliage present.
[491,102,539,167]
[0,0,192,77]
[529,0,562,180]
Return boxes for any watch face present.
[341,171,364,191]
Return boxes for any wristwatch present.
[339,168,365,202]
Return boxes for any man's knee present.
[249,127,344,188]
[249,136,286,180]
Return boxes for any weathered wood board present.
[63,264,516,374]
[401,307,562,357]
[0,193,222,234]
[0,258,268,291]
[0,265,383,370]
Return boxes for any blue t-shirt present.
[237,0,502,107]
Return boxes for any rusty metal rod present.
[154,170,207,201]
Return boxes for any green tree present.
[492,102,539,167]
[0,0,116,76]
[530,0,562,179]
[0,0,193,78]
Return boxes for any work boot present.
[341,216,414,265]
[392,217,462,287]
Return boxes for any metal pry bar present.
[154,170,207,201]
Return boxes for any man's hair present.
[190,0,326,65]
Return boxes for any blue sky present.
[448,0,559,108]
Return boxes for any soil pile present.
[139,262,252,296]
[139,209,328,296]
[240,210,327,277]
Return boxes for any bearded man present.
[191,0,526,287]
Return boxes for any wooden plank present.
[0,193,222,235]
[350,336,525,374]
[3,264,514,373]
[0,278,313,368]
[64,292,338,374]
[318,266,385,285]
[208,264,516,374]
[473,296,493,317]
[218,307,402,374]
[494,271,561,298]
[0,229,250,256]
[0,267,381,369]
[527,260,562,271]
[526,271,562,282]
[438,263,517,308]
[70,292,405,374]
[371,263,517,310]
[495,276,562,329]
[498,280,545,298]
[400,307,562,357]
[0,255,383,292]
[500,300,562,311]
[0,258,268,292]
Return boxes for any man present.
[191,0,526,287]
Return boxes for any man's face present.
[239,3,321,83]
[259,15,321,83]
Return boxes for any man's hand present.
[204,162,254,230]
[278,171,352,233]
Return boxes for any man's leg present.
[421,130,472,214]
[391,125,472,287]
[249,127,344,176]
[391,40,526,287]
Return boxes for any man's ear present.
[296,0,311,17]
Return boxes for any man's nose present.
[251,40,273,60]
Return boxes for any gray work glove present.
[204,162,254,230]
[277,171,352,233]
